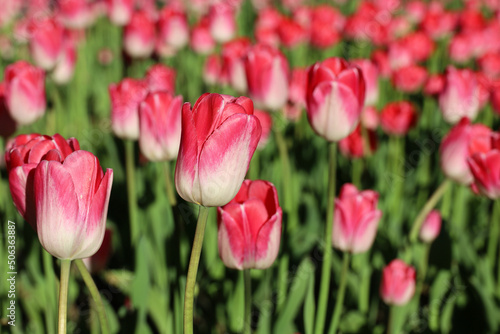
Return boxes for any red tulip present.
[423,74,445,96]
[391,65,428,93]
[468,135,500,199]
[175,93,261,207]
[217,179,282,269]
[491,81,500,115]
[420,5,457,40]
[361,106,379,130]
[339,124,377,159]
[380,101,417,136]
[371,50,391,78]
[221,37,251,93]
[288,67,307,108]
[145,64,176,93]
[332,184,382,253]
[449,33,475,64]
[3,61,46,126]
[6,134,81,229]
[380,259,416,306]
[109,78,149,140]
[306,57,365,142]
[106,0,133,26]
[440,117,492,185]
[138,91,182,161]
[479,52,500,81]
[278,17,308,48]
[0,0,22,28]
[28,17,65,70]
[157,7,189,55]
[420,210,441,243]
[244,44,289,111]
[123,11,156,58]
[309,5,344,49]
[208,3,236,43]
[254,8,282,47]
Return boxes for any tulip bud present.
[339,125,377,159]
[420,210,441,243]
[203,54,223,86]
[380,259,416,306]
[4,61,46,126]
[391,65,428,93]
[221,37,251,92]
[175,93,261,207]
[157,7,189,55]
[217,179,282,269]
[106,0,133,26]
[310,5,344,49]
[109,78,149,140]
[244,43,289,111]
[138,91,182,161]
[123,11,156,58]
[380,101,417,136]
[56,0,95,29]
[52,40,77,85]
[208,3,237,43]
[332,183,382,253]
[145,64,176,93]
[190,17,215,55]
[306,57,365,142]
[28,17,65,70]
[440,117,491,184]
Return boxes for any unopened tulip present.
[278,17,308,48]
[145,64,176,93]
[217,179,282,269]
[175,93,261,207]
[288,67,307,107]
[157,7,189,54]
[380,101,417,136]
[3,61,46,126]
[138,91,182,161]
[244,44,289,111]
[52,40,77,84]
[424,74,445,96]
[420,210,441,243]
[440,117,491,184]
[34,150,113,259]
[109,78,149,140]
[190,17,215,55]
[306,57,365,142]
[208,3,237,43]
[123,11,156,58]
[361,106,379,130]
[380,259,416,306]
[28,17,65,70]
[221,37,251,92]
[56,0,95,29]
[439,67,481,124]
[332,183,382,253]
[0,0,22,28]
[106,0,133,25]
[254,110,272,149]
[6,134,81,229]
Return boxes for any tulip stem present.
[314,142,337,334]
[125,140,139,245]
[409,179,451,243]
[487,200,500,271]
[74,259,110,334]
[163,161,177,206]
[387,306,396,334]
[328,252,350,334]
[184,206,210,334]
[244,269,252,334]
[58,259,72,334]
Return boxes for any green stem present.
[163,161,177,206]
[74,259,110,334]
[125,140,139,245]
[487,200,500,273]
[184,206,210,334]
[58,260,72,334]
[328,252,350,334]
[43,250,57,334]
[314,142,337,334]
[244,269,252,334]
[387,306,395,334]
[409,179,451,243]
[274,129,292,214]
[352,159,363,189]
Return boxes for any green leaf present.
[339,311,367,333]
[226,271,245,332]
[303,271,315,334]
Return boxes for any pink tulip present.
[217,179,282,269]
[221,37,251,92]
[254,8,282,47]
[83,228,113,273]
[380,101,417,136]
[56,0,95,29]
[28,17,65,70]
[361,106,379,130]
[52,40,77,84]
[351,59,379,106]
[423,74,445,96]
[138,91,182,161]
[439,67,481,124]
[391,65,428,93]
[203,54,223,86]
[468,135,500,199]
[190,17,215,55]
[34,150,113,259]
[380,259,416,306]
[0,0,22,27]
[208,3,237,43]
[306,57,365,142]
[157,7,189,55]
[6,134,81,229]
[3,61,46,126]
[332,183,382,253]
[109,78,149,140]
[278,17,308,48]
[145,64,176,93]
[0,84,17,139]
[288,67,307,108]
[309,5,344,49]
[123,11,156,58]
[440,117,492,185]
[106,0,134,25]
[254,110,272,149]
[244,44,289,111]
[420,210,441,243]
[175,93,261,207]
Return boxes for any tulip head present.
[380,259,416,306]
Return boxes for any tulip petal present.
[9,164,37,229]
[254,209,282,269]
[351,209,382,253]
[218,207,245,269]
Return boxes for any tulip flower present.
[28,17,65,70]
[244,43,289,111]
[83,228,113,273]
[52,40,77,85]
[208,3,237,43]
[221,37,251,92]
[203,54,223,86]
[138,91,182,162]
[123,11,156,58]
[380,101,417,136]
[420,210,441,243]
[157,7,189,55]
[106,0,133,26]
[468,135,500,199]
[217,179,282,269]
[56,0,95,29]
[309,5,344,49]
[440,117,492,185]
[278,17,308,48]
[391,65,428,93]
[351,59,379,106]
[3,61,46,126]
[109,78,149,140]
[175,93,261,207]
[339,125,377,159]
[145,64,176,93]
[254,110,272,149]
[332,184,382,253]
[380,259,416,306]
[306,57,365,142]
[190,17,215,55]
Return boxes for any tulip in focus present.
[138,91,182,162]
[109,78,149,140]
[306,57,365,142]
[3,61,46,126]
[380,259,416,306]
[217,179,282,269]
[420,210,441,243]
[175,93,261,207]
[83,228,113,273]
[244,43,289,111]
[332,183,382,253]
[380,101,417,136]
[123,11,156,58]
